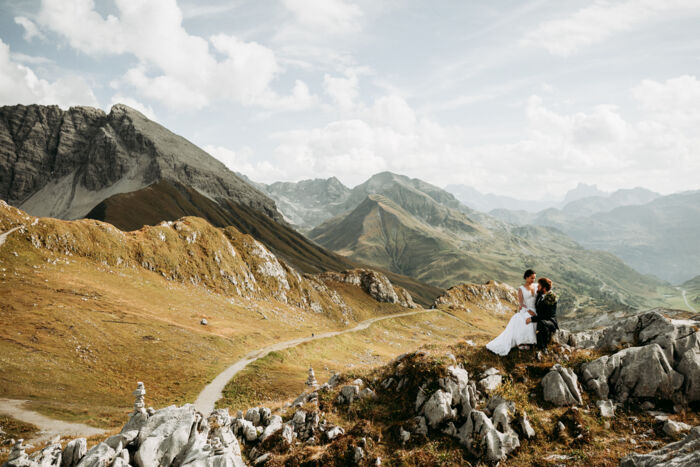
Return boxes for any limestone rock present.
[76,442,116,467]
[134,405,200,467]
[439,366,472,417]
[519,412,536,439]
[422,390,454,428]
[456,410,519,463]
[260,416,283,443]
[542,364,582,406]
[663,420,692,438]
[596,399,616,418]
[316,269,416,308]
[581,344,684,403]
[479,368,502,393]
[61,438,87,467]
[621,426,700,466]
[337,385,360,404]
[325,426,345,441]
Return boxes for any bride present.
[486,269,538,356]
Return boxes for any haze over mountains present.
[261,172,672,320]
[1,103,695,319]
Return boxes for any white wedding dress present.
[486,285,537,356]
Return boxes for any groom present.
[525,277,558,350]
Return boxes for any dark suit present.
[531,291,558,349]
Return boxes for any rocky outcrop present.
[579,311,699,406]
[433,281,518,314]
[0,104,279,222]
[542,364,583,406]
[317,269,417,308]
[620,426,700,466]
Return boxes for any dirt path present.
[681,289,698,313]
[193,309,437,414]
[0,399,105,443]
[0,226,20,247]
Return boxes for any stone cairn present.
[133,381,147,415]
[306,367,318,389]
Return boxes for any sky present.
[1,0,700,198]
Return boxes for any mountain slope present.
[84,179,441,305]
[309,175,672,319]
[264,177,351,229]
[0,104,441,305]
[0,104,278,222]
[534,190,700,284]
[0,201,434,427]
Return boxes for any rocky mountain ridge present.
[305,173,672,320]
[0,104,279,222]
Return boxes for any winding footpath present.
[194,309,436,414]
[0,307,466,441]
[0,399,105,443]
[681,289,698,313]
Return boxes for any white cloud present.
[281,0,363,34]
[323,71,358,110]
[521,0,700,56]
[110,95,157,120]
[37,0,314,111]
[14,16,45,42]
[0,39,97,108]
[204,144,283,182]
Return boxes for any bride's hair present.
[523,269,536,279]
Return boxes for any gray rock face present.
[620,426,700,467]
[542,364,583,406]
[263,177,351,230]
[663,420,692,438]
[439,366,473,418]
[581,344,684,403]
[596,400,616,418]
[456,410,520,463]
[0,104,280,222]
[479,368,502,393]
[61,438,87,467]
[317,269,416,308]
[579,311,699,406]
[422,390,454,428]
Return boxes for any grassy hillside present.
[85,179,442,306]
[0,202,444,428]
[310,193,673,319]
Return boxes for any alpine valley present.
[2,104,700,467]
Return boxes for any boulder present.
[456,410,519,463]
[596,399,615,418]
[663,420,692,438]
[620,426,700,466]
[134,405,201,467]
[439,366,472,417]
[518,412,536,439]
[581,344,684,403]
[76,442,116,467]
[337,385,360,404]
[260,416,283,443]
[479,368,502,393]
[61,438,87,467]
[542,364,582,406]
[325,426,344,441]
[422,390,454,428]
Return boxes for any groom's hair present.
[538,277,552,291]
[523,269,536,279]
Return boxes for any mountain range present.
[263,172,672,320]
[445,182,659,214]
[0,104,440,305]
[488,190,699,284]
